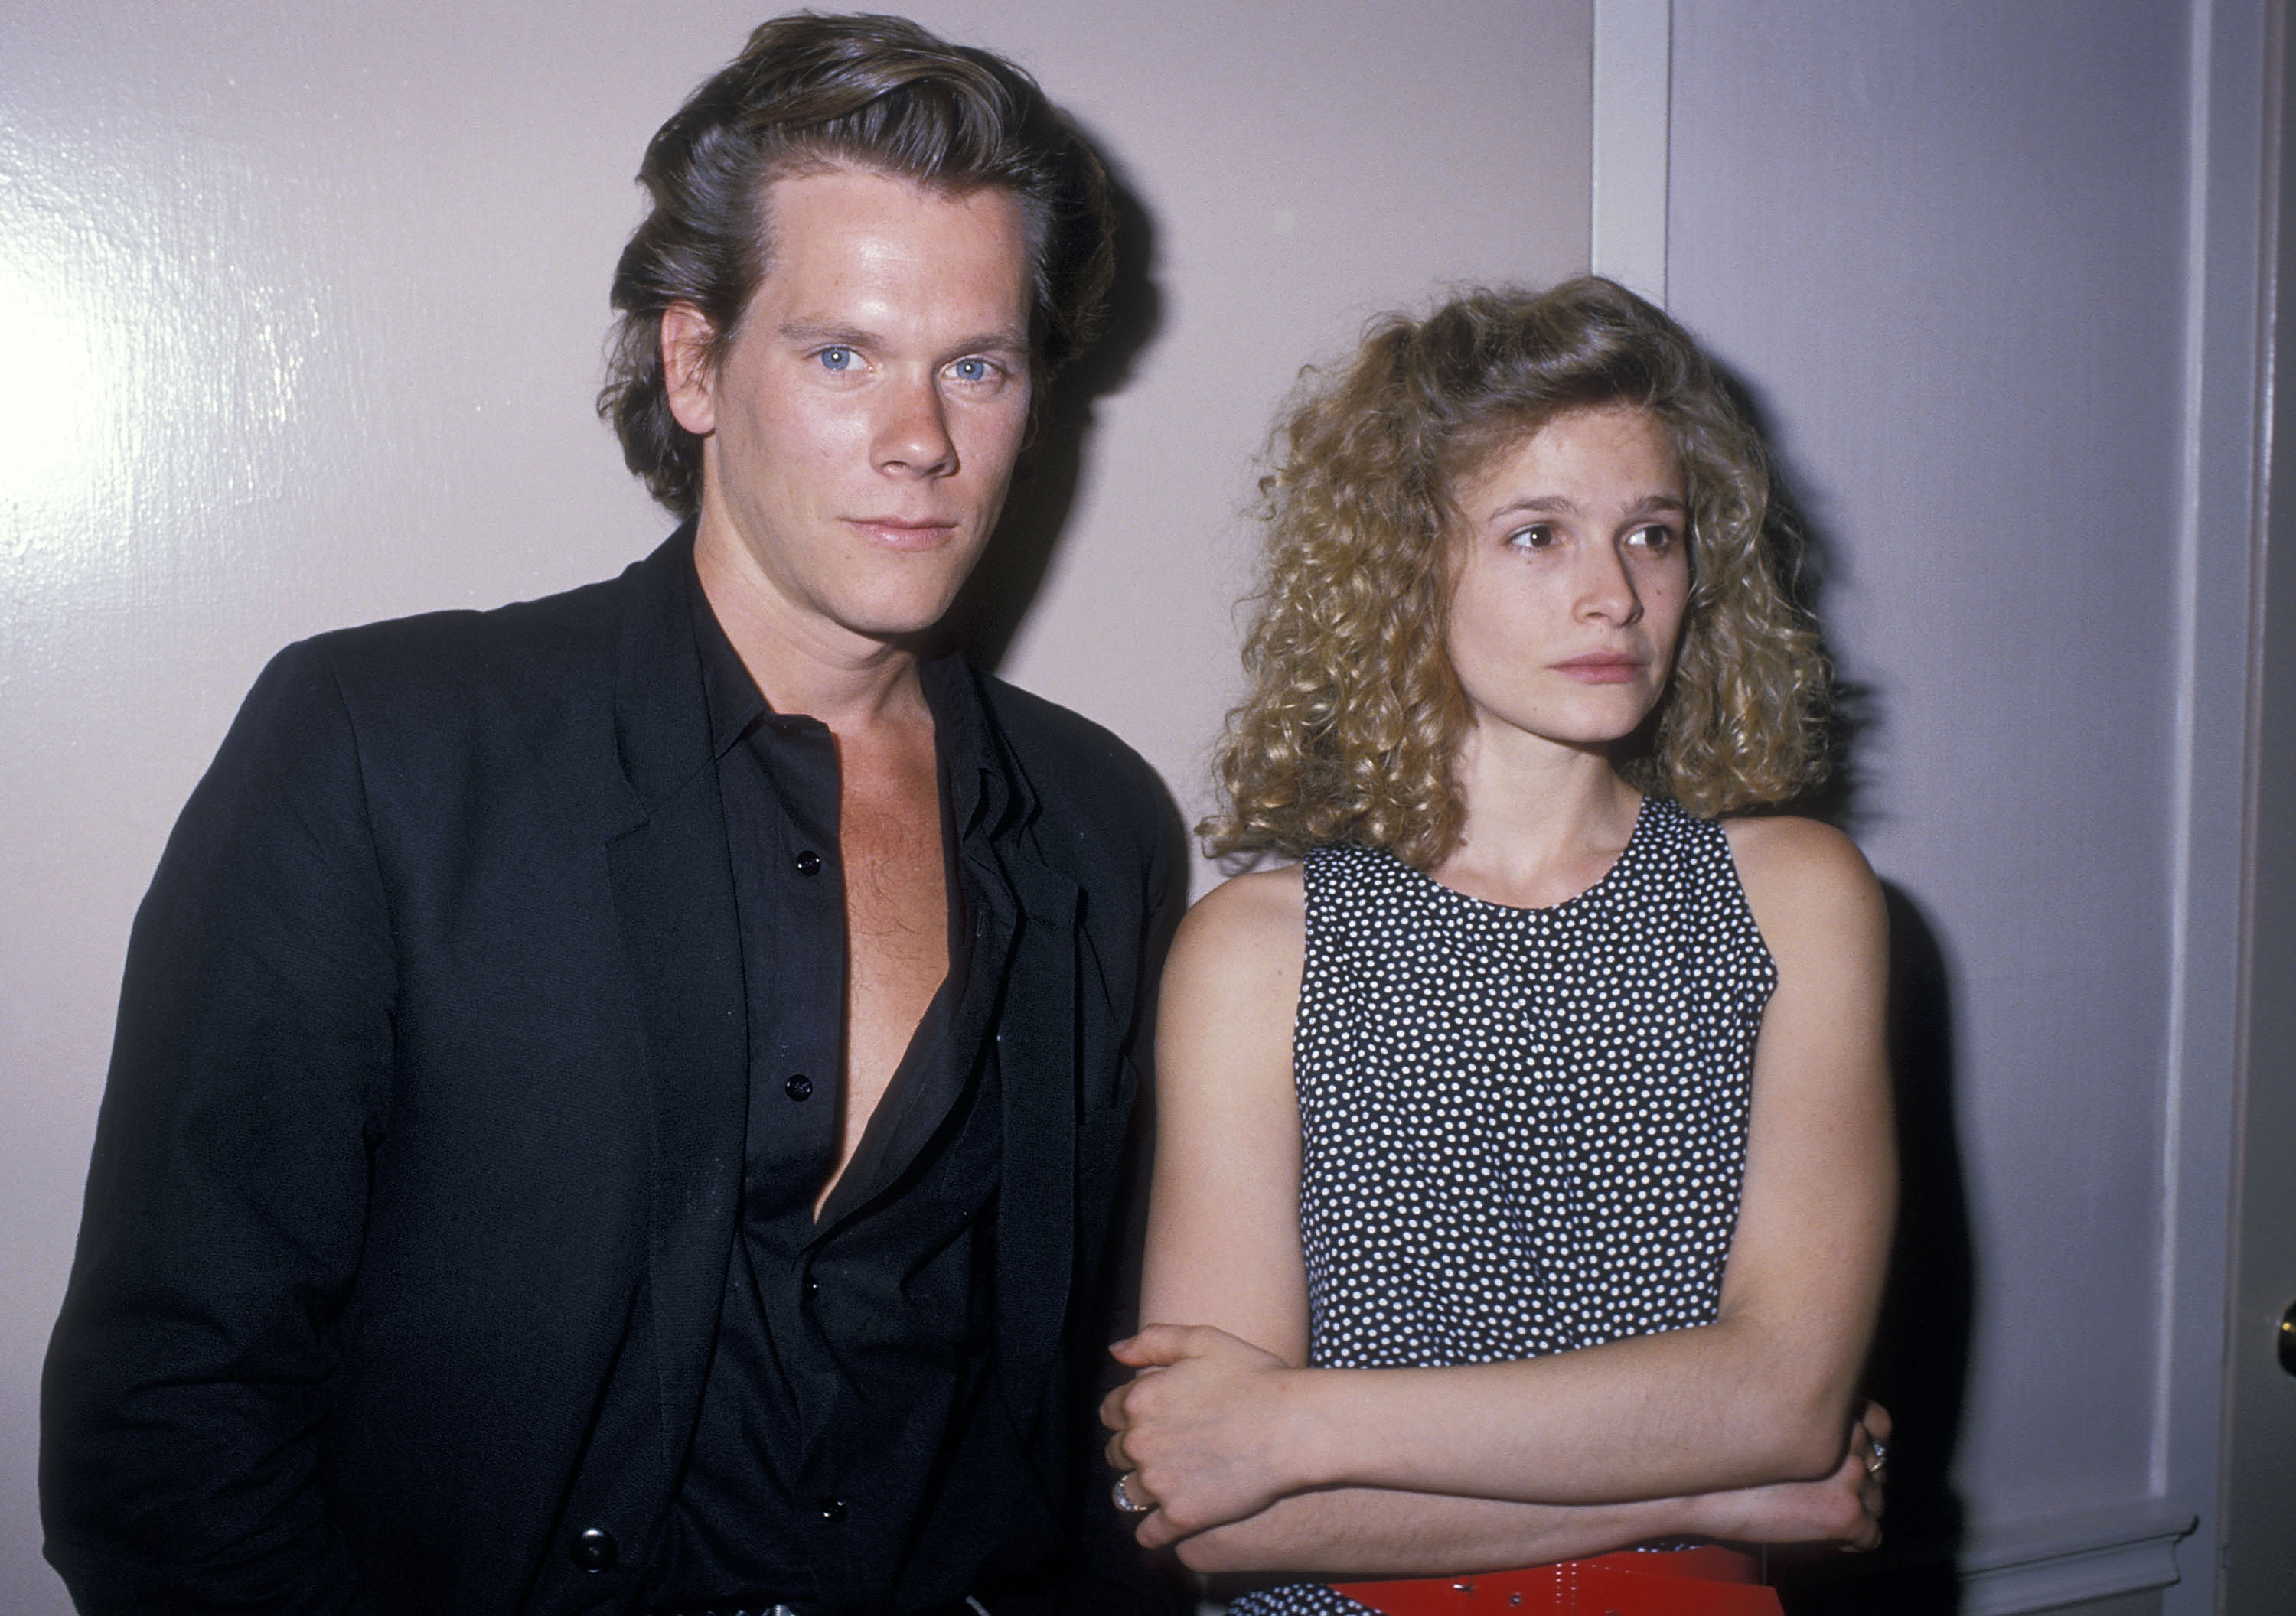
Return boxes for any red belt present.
[1332,1546,1779,1614]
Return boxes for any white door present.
[2220,20,2296,1595]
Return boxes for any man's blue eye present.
[818,347,853,372]
[952,357,990,382]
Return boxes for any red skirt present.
[1332,1546,1779,1614]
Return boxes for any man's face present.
[668,166,1035,650]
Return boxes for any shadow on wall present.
[932,128,1194,1369]
[1728,383,1975,1614]
[941,131,1164,673]
[1776,884,1973,1614]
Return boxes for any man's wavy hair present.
[1203,277,1831,868]
[598,12,1115,518]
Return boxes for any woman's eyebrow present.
[1484,494,1577,521]
[1482,492,1687,523]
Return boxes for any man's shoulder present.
[207,539,690,806]
[296,549,663,702]
[974,672,1165,822]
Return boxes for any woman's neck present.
[1430,725,1645,911]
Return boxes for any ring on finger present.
[1863,1438,1888,1477]
[1113,1472,1154,1515]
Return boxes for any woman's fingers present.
[1112,1471,1158,1519]
[1109,1321,1216,1368]
[1092,1328,1298,1543]
[1837,1400,1889,1550]
[1854,1399,1892,1475]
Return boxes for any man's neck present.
[693,525,931,734]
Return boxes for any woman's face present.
[1443,405,1691,758]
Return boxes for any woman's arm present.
[1115,845,1889,1566]
[1108,819,1894,1546]
[1172,1407,1887,1576]
[1126,865,1313,1368]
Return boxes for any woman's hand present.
[1101,1323,1309,1546]
[1694,1400,1891,1551]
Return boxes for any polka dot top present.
[1229,797,1776,1616]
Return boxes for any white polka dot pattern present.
[1230,797,1775,1616]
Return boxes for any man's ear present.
[660,302,719,436]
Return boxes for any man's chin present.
[835,549,989,637]
[835,591,970,650]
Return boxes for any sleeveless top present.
[1228,797,1776,1616]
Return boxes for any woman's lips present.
[1551,654,1645,684]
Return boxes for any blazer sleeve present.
[1061,777,1192,1616]
[41,639,393,1615]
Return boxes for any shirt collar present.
[683,551,1013,836]
[683,553,773,759]
[918,653,1014,839]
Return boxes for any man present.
[41,16,1180,1615]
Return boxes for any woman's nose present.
[1575,542,1643,625]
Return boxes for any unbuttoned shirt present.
[646,565,1011,1613]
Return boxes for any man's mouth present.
[846,516,960,550]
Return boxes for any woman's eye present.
[1505,524,1556,550]
[1628,523,1678,551]
[816,346,854,373]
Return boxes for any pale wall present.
[1674,0,2180,1513]
[0,3,1594,1609]
[1665,2,2247,1610]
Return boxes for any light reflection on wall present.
[0,239,134,595]
[0,130,334,633]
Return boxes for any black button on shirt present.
[647,564,1009,1614]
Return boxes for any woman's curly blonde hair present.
[1202,277,1831,868]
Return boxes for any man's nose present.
[873,373,957,477]
[1575,542,1644,625]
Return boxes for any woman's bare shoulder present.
[1162,863,1308,1031]
[1173,862,1306,960]
[1717,815,1885,956]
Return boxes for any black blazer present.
[41,534,1179,1615]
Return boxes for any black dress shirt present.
[647,569,1013,1614]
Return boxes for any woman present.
[1101,279,1894,1614]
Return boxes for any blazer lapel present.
[599,532,748,1466]
[974,807,1083,1433]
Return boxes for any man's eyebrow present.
[951,327,1032,356]
[775,321,1032,357]
[778,321,880,349]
